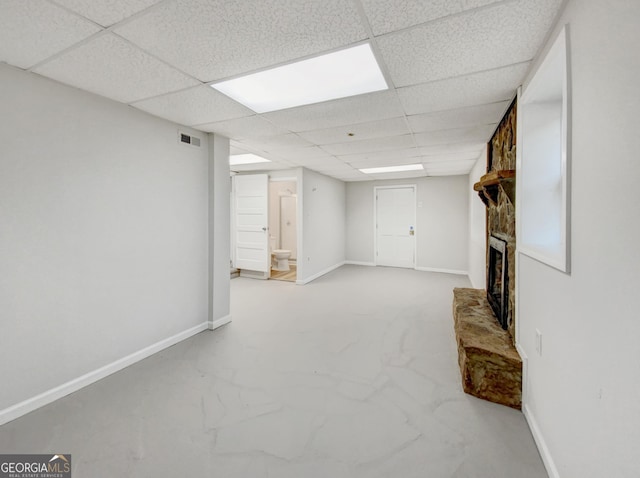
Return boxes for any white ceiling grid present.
[0,0,564,181]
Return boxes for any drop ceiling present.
[0,0,564,181]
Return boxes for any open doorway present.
[269,179,297,282]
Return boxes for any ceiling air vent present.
[178,130,201,148]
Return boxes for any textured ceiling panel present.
[320,134,415,156]
[359,0,502,36]
[297,117,410,145]
[424,159,477,175]
[408,101,509,133]
[313,163,358,173]
[377,0,562,86]
[419,142,486,157]
[34,34,199,103]
[116,0,367,82]
[267,146,334,161]
[132,85,254,126]
[332,171,369,181]
[237,133,312,152]
[197,115,290,138]
[414,124,496,147]
[285,156,346,169]
[52,0,164,27]
[0,0,101,69]
[345,156,424,169]
[397,62,529,116]
[424,169,473,176]
[364,170,426,181]
[263,90,405,132]
[421,150,484,163]
[338,147,422,165]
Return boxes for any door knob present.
[262,227,267,231]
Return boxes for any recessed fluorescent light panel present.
[359,164,424,174]
[211,43,388,113]
[229,153,271,166]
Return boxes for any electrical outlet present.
[535,329,542,356]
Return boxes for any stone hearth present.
[452,288,522,409]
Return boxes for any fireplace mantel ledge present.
[473,169,515,206]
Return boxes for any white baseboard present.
[522,403,560,478]
[415,266,468,275]
[344,261,375,267]
[208,314,232,330]
[296,261,345,285]
[0,321,209,426]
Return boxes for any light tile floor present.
[0,265,547,477]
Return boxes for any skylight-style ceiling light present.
[229,153,271,166]
[359,164,424,174]
[211,43,388,113]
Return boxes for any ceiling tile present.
[377,0,562,86]
[407,101,509,133]
[267,146,334,161]
[421,150,484,163]
[263,90,404,132]
[297,117,410,144]
[360,0,503,36]
[362,170,427,181]
[237,134,312,152]
[333,171,369,181]
[115,0,367,82]
[414,124,496,147]
[397,63,529,115]
[423,159,478,169]
[427,170,471,176]
[0,0,101,69]
[345,158,422,170]
[132,85,254,126]
[321,134,415,156]
[424,159,477,175]
[52,0,163,27]
[338,147,422,164]
[34,33,199,103]
[197,115,290,138]
[314,163,357,174]
[286,156,344,168]
[419,142,486,155]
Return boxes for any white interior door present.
[376,186,416,268]
[233,174,269,272]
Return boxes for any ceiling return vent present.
[178,130,201,147]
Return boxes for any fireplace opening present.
[487,236,508,330]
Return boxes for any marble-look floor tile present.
[0,266,548,477]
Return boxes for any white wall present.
[298,168,346,282]
[209,134,231,326]
[346,175,469,273]
[517,1,640,477]
[468,154,487,288]
[0,64,210,415]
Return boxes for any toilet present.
[272,249,291,272]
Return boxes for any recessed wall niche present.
[517,25,571,273]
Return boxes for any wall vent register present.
[178,131,201,147]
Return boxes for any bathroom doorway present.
[269,179,297,282]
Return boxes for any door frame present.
[373,184,418,269]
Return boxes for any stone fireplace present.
[452,98,522,409]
